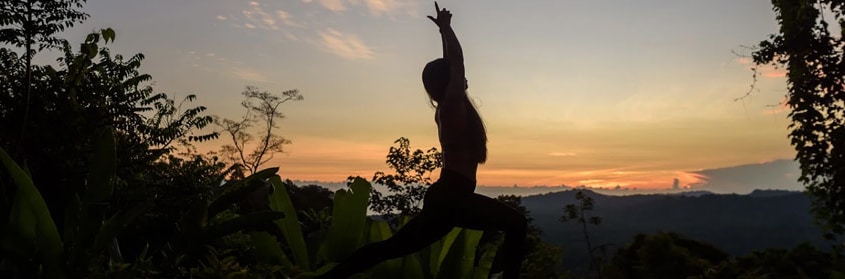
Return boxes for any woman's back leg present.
[318,210,454,278]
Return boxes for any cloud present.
[318,28,374,59]
[362,0,398,16]
[688,159,802,193]
[230,67,270,83]
[216,15,228,21]
[242,2,280,30]
[762,69,786,78]
[276,9,303,27]
[548,152,577,157]
[361,0,420,17]
[304,0,417,17]
[316,0,347,13]
[735,56,786,79]
[579,179,605,185]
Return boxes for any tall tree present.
[0,0,90,145]
[753,0,845,246]
[216,86,303,175]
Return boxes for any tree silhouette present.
[359,137,442,223]
[0,0,90,145]
[561,189,604,277]
[605,232,728,279]
[216,86,303,175]
[752,0,845,246]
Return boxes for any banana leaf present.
[92,202,151,254]
[204,210,285,241]
[250,231,293,267]
[429,228,462,276]
[207,167,278,220]
[470,239,499,279]
[268,175,311,270]
[367,220,403,278]
[401,253,425,279]
[319,177,371,262]
[437,228,484,279]
[0,146,64,278]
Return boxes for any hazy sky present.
[51,0,794,188]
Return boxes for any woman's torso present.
[436,108,478,180]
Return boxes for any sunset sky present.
[51,0,795,189]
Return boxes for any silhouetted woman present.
[318,3,527,278]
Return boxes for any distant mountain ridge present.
[521,189,824,273]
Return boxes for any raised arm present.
[439,31,446,58]
[427,2,466,101]
[440,25,465,81]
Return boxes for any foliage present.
[365,137,442,223]
[604,232,729,279]
[174,168,286,254]
[246,177,497,279]
[602,232,845,279]
[560,189,604,277]
[0,144,64,278]
[285,182,334,238]
[84,168,288,278]
[0,0,89,52]
[0,128,150,278]
[716,242,841,279]
[0,0,91,150]
[752,0,845,245]
[216,86,303,175]
[0,28,218,236]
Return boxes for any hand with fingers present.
[426,2,452,29]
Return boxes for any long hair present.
[422,58,488,163]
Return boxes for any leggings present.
[319,169,527,279]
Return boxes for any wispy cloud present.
[315,0,347,13]
[242,1,280,30]
[276,9,303,27]
[362,0,400,16]
[734,56,785,79]
[761,69,786,78]
[318,28,374,59]
[216,15,228,21]
[304,0,417,17]
[735,57,751,65]
[230,67,270,83]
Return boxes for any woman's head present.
[422,58,450,103]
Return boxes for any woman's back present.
[436,107,480,179]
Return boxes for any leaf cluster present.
[365,137,442,223]
[0,0,89,52]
